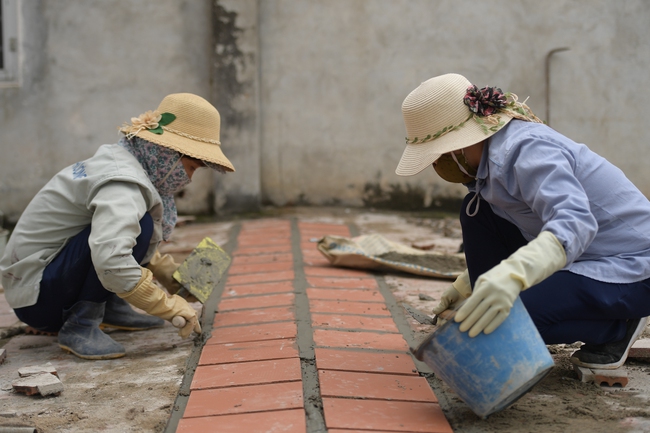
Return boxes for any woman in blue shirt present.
[396,73,650,370]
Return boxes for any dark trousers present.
[460,193,650,345]
[14,213,154,332]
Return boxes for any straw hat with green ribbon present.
[120,93,235,172]
[396,73,541,177]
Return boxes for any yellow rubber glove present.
[146,250,183,295]
[118,268,201,338]
[455,231,566,338]
[432,269,472,315]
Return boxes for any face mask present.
[433,149,477,183]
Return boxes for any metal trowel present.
[170,237,231,328]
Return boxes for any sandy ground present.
[1,207,650,432]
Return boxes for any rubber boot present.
[100,294,164,331]
[58,301,126,360]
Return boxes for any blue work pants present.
[460,193,650,345]
[14,213,153,332]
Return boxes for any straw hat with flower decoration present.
[120,93,235,172]
[396,73,542,177]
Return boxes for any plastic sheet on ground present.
[316,234,466,280]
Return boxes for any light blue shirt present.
[468,120,650,284]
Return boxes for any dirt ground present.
[1,206,650,432]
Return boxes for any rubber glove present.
[432,269,472,315]
[118,268,201,338]
[455,231,566,338]
[146,250,183,294]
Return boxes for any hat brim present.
[395,115,513,176]
[134,129,234,172]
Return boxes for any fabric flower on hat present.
[463,85,507,117]
[120,110,176,138]
[131,110,162,131]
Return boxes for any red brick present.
[231,253,293,265]
[306,276,378,289]
[309,299,390,316]
[301,241,321,251]
[199,339,299,365]
[302,251,330,263]
[184,381,304,418]
[304,266,373,278]
[322,398,452,433]
[226,270,294,285]
[191,358,302,390]
[307,288,384,302]
[223,281,295,297]
[213,307,295,328]
[206,321,297,345]
[328,430,403,433]
[629,338,650,359]
[219,293,294,311]
[228,261,294,275]
[311,313,399,333]
[299,223,350,237]
[314,348,418,375]
[319,370,436,402]
[573,365,629,387]
[234,244,293,256]
[302,256,333,267]
[242,218,291,229]
[237,236,291,247]
[313,329,409,351]
[237,233,290,242]
[177,408,306,433]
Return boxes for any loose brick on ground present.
[573,365,629,387]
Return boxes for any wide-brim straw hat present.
[396,73,513,176]
[121,93,235,172]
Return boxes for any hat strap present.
[162,126,221,145]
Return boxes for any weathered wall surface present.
[0,0,216,221]
[258,0,650,209]
[1,0,649,221]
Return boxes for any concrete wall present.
[0,0,217,221]
[1,0,649,221]
[258,0,650,209]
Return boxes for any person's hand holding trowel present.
[117,267,201,338]
[146,250,198,303]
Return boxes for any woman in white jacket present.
[0,93,234,359]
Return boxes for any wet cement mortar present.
[1,206,650,432]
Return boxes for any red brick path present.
[176,219,452,433]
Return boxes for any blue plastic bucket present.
[412,297,554,418]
